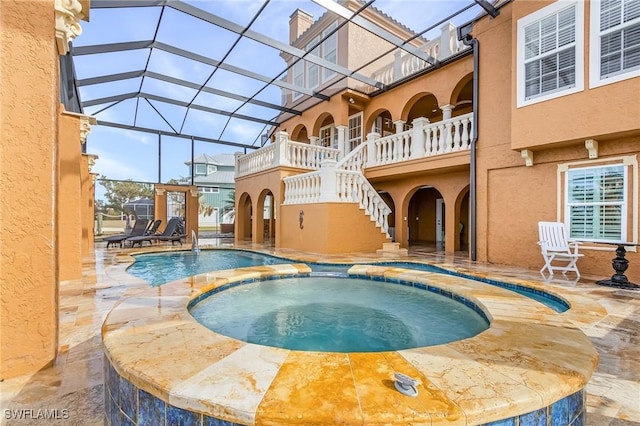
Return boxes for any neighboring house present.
[184,153,236,227]
[234,0,640,281]
[123,198,154,220]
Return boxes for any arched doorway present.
[237,192,252,241]
[407,186,445,251]
[456,188,470,252]
[257,189,275,244]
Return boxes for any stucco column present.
[445,196,457,254]
[336,124,347,156]
[1,0,88,379]
[440,104,454,120]
[252,197,263,244]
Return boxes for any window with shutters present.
[560,157,638,245]
[517,1,584,107]
[590,0,640,87]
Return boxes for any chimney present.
[289,9,314,44]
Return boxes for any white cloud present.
[91,150,152,182]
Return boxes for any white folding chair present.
[538,221,583,278]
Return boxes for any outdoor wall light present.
[348,97,355,104]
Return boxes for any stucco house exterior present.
[234,0,640,281]
[1,0,638,386]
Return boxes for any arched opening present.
[290,124,310,143]
[407,186,445,251]
[257,189,276,244]
[456,188,470,252]
[451,75,474,117]
[314,113,337,148]
[237,192,252,241]
[367,109,394,137]
[405,93,441,126]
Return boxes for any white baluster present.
[452,120,461,151]
[461,118,470,149]
[444,121,453,153]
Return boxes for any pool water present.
[127,249,568,312]
[126,250,288,286]
[189,276,489,352]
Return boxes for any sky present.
[75,0,483,201]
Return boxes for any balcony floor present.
[0,238,638,425]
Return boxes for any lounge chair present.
[145,219,162,236]
[104,219,150,248]
[127,217,181,248]
[538,221,583,278]
[156,218,187,246]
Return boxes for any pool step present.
[309,271,349,278]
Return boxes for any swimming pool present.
[189,276,489,352]
[103,263,597,426]
[127,249,569,312]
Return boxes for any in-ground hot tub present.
[103,261,599,425]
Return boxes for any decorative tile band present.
[104,354,586,426]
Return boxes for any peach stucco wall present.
[509,1,640,150]
[58,111,84,281]
[473,1,640,282]
[81,155,97,257]
[280,203,389,254]
[1,0,59,378]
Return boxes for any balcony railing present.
[368,113,473,167]
[235,131,339,178]
[236,113,473,179]
[368,23,468,89]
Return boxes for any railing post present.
[366,132,379,167]
[439,22,456,59]
[234,151,243,177]
[274,131,290,167]
[411,117,429,159]
[319,158,339,202]
[309,136,320,146]
[393,50,402,81]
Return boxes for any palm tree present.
[221,190,235,223]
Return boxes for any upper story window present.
[590,0,640,87]
[195,164,207,176]
[307,36,320,90]
[292,60,304,100]
[322,21,338,81]
[517,1,584,107]
[194,164,216,176]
